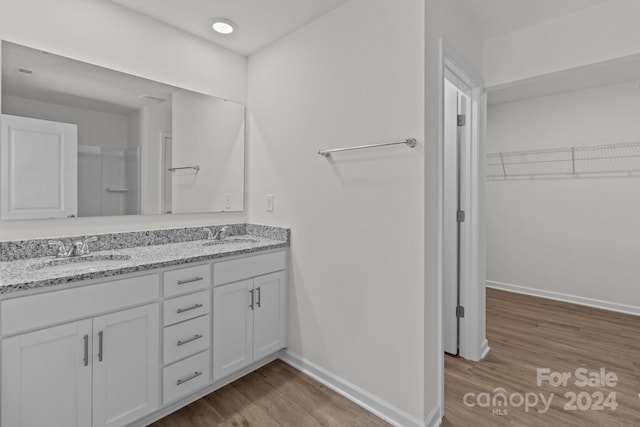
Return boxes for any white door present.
[1,320,93,427]
[213,279,254,381]
[92,304,159,427]
[443,79,471,355]
[253,272,286,360]
[0,114,78,219]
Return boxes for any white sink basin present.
[30,254,131,273]
[203,236,261,246]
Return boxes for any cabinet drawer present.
[213,251,286,286]
[163,315,210,365]
[1,274,159,336]
[163,264,211,297]
[163,290,211,326]
[163,351,210,404]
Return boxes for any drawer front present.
[163,351,210,404]
[1,274,160,336]
[163,264,211,297]
[163,315,210,365]
[213,251,286,286]
[163,290,211,326]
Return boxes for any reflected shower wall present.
[78,145,141,217]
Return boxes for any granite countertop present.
[0,235,288,294]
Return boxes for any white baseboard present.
[424,405,441,427]
[487,280,640,317]
[279,350,427,427]
[479,338,490,360]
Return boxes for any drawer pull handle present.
[177,277,204,285]
[177,303,204,314]
[176,371,202,386]
[177,334,203,346]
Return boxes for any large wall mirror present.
[0,41,245,220]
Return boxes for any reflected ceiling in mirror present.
[0,41,245,220]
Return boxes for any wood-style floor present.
[443,288,640,427]
[150,359,390,427]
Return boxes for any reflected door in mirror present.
[0,114,78,220]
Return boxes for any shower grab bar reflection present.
[168,165,200,172]
[318,138,417,158]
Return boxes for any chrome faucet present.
[48,240,73,258]
[48,237,98,257]
[213,226,229,241]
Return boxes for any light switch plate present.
[266,194,275,212]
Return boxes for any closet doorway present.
[439,39,487,363]
[443,77,471,355]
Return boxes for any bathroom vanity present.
[0,224,289,427]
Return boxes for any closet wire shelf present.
[486,141,640,179]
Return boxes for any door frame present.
[160,132,172,214]
[437,36,489,414]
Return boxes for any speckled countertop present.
[0,234,288,294]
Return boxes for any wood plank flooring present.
[443,288,640,426]
[150,359,390,427]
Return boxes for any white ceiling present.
[452,0,614,40]
[2,41,178,115]
[108,0,351,56]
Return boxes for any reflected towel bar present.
[168,165,200,172]
[318,138,417,157]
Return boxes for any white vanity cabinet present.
[0,246,288,427]
[213,251,286,381]
[2,320,93,427]
[1,275,160,427]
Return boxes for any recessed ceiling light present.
[211,18,236,35]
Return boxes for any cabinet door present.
[2,320,92,427]
[92,304,159,427]
[1,114,78,220]
[213,279,254,381]
[253,271,286,360]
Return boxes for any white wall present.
[172,91,244,213]
[484,0,640,88]
[486,81,640,313]
[0,0,248,240]
[248,0,425,422]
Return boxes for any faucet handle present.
[80,237,98,255]
[48,240,68,258]
[201,228,214,240]
[213,226,229,241]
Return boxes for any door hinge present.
[457,114,466,127]
[456,306,465,318]
[457,210,465,223]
